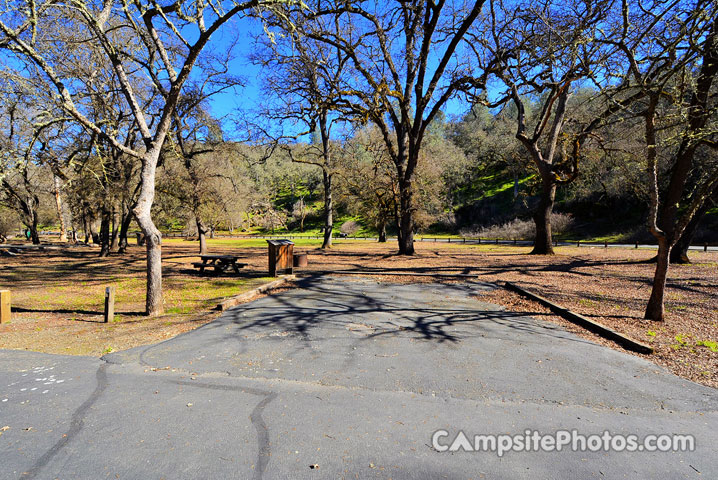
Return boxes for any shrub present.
[340,220,361,236]
[0,207,21,238]
[460,213,574,240]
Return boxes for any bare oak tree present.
[0,0,294,315]
[283,0,489,254]
[483,0,620,254]
[611,0,718,321]
[252,13,350,248]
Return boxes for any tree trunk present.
[317,113,334,250]
[378,219,387,243]
[670,197,713,264]
[88,219,96,244]
[670,223,696,265]
[99,205,111,257]
[643,94,669,322]
[82,210,90,244]
[322,170,333,249]
[117,206,133,254]
[645,239,671,321]
[29,211,40,245]
[394,198,403,248]
[197,217,208,254]
[397,177,415,255]
[143,232,163,316]
[68,212,78,244]
[531,178,556,255]
[53,175,67,242]
[133,150,163,317]
[110,206,120,252]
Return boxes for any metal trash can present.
[267,239,294,276]
[293,253,308,268]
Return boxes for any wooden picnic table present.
[192,254,247,274]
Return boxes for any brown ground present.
[0,241,276,356]
[1,238,716,389]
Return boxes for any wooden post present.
[104,286,115,323]
[0,290,10,324]
[635,241,639,249]
[604,241,608,248]
[577,241,580,248]
[705,243,708,252]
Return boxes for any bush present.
[0,207,21,239]
[420,211,457,234]
[339,220,361,236]
[460,213,574,240]
[550,213,575,235]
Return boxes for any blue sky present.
[202,16,478,140]
[202,17,266,127]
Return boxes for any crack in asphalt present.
[20,363,109,480]
[173,380,277,480]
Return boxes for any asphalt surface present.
[1,276,716,479]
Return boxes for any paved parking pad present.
[1,276,716,479]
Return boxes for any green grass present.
[480,175,534,199]
[164,237,328,249]
[8,243,278,317]
[415,233,463,239]
[567,233,631,243]
[696,340,718,352]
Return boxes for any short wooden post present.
[0,290,10,324]
[705,243,708,252]
[635,241,639,249]
[604,241,608,248]
[495,238,499,245]
[448,237,451,243]
[104,287,115,323]
[577,241,580,248]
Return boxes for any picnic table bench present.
[192,254,247,274]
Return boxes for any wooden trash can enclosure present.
[267,239,294,276]
[293,253,308,268]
